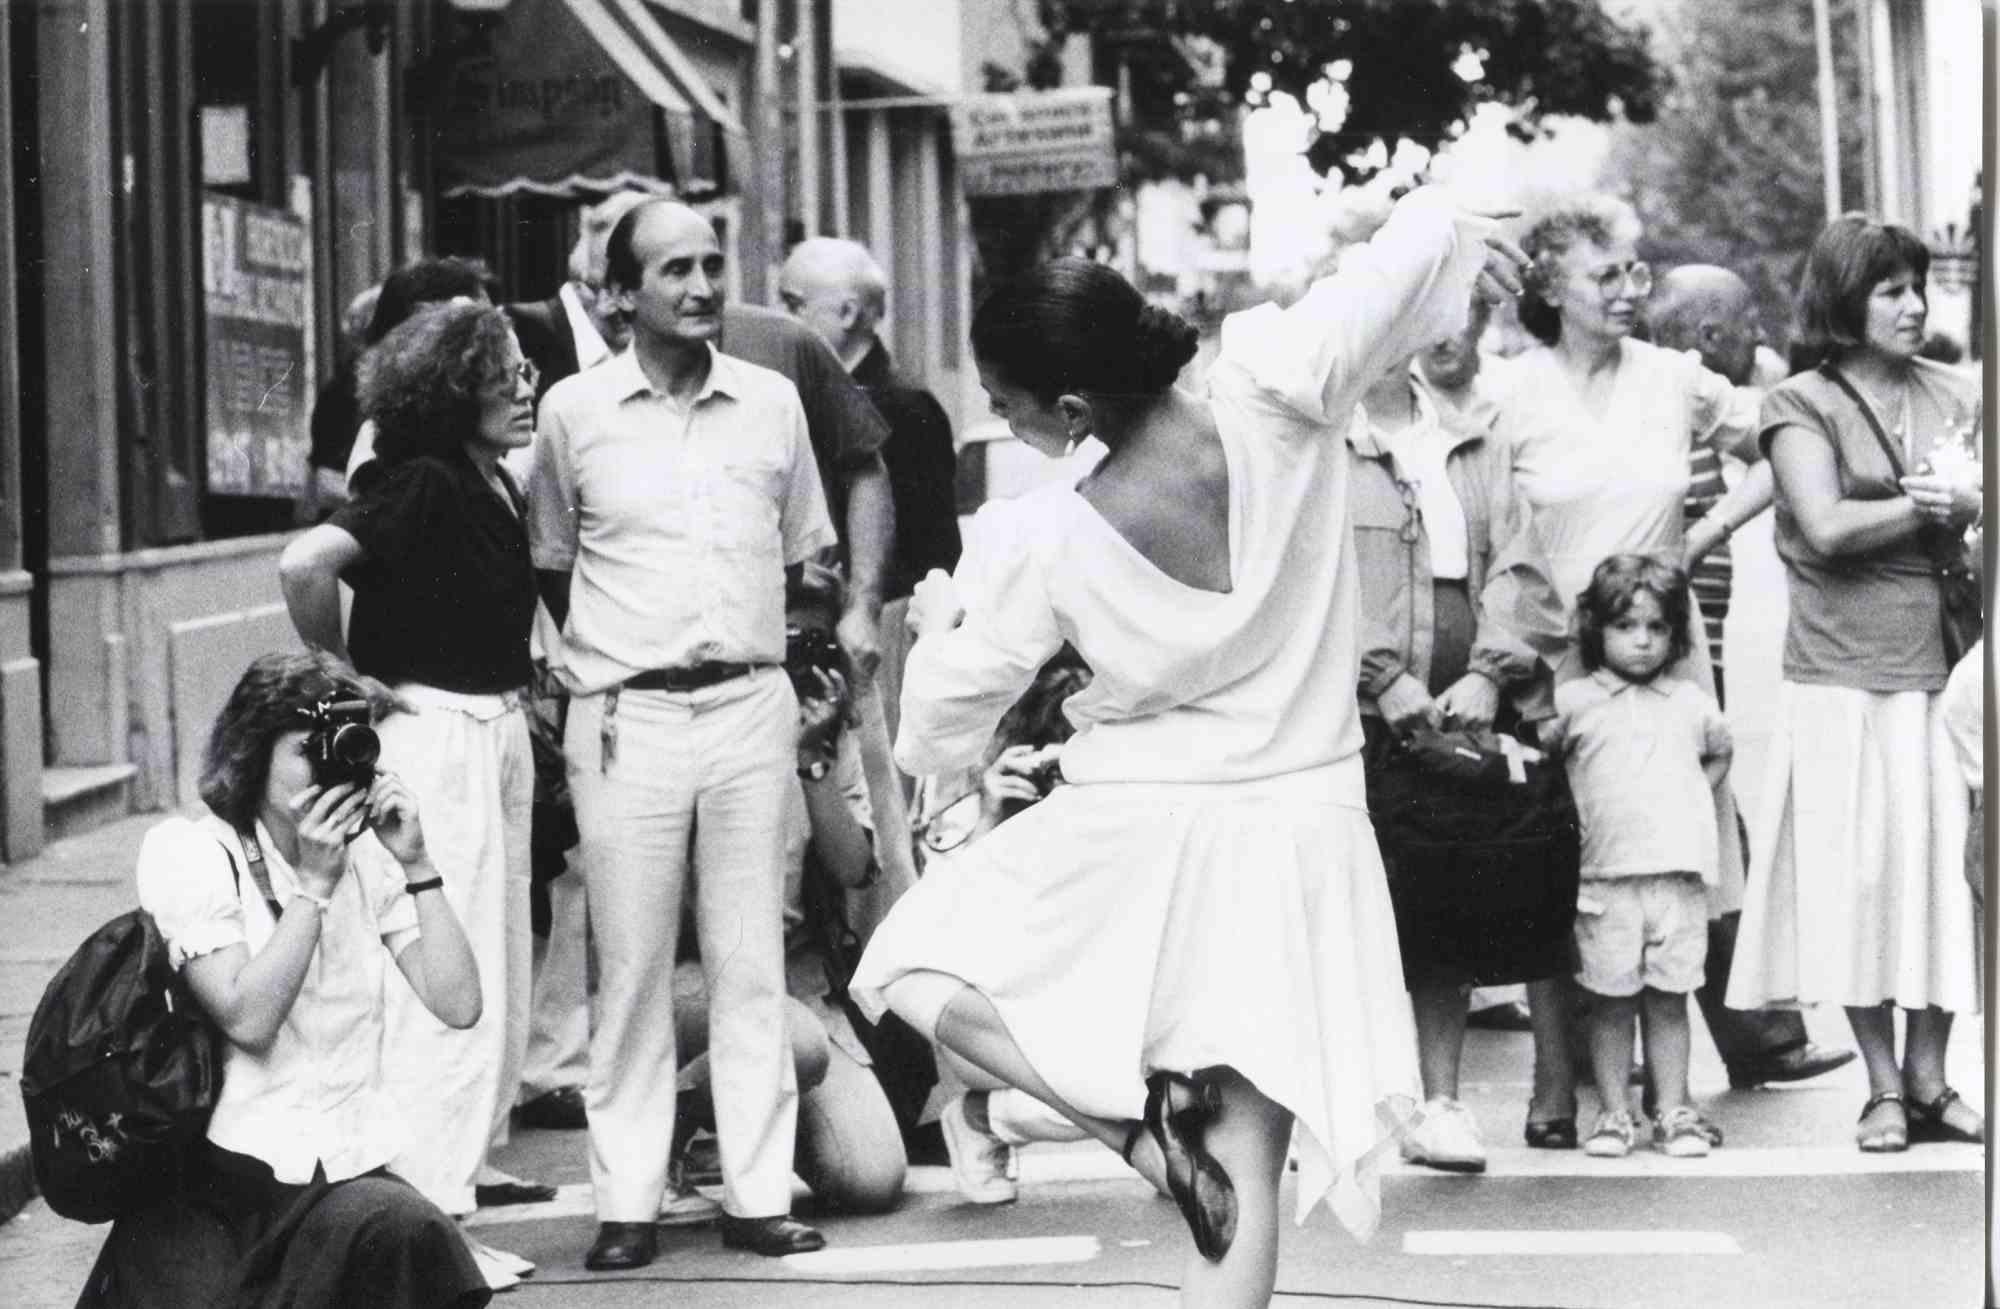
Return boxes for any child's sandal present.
[1856,1090,1908,1153]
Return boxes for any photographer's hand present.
[797,667,851,768]
[365,771,429,869]
[290,783,368,898]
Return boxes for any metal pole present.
[1812,0,1844,219]
[751,0,785,300]
[795,0,820,237]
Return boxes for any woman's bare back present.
[1077,396,1233,594]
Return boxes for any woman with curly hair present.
[279,300,542,1289]
[79,651,489,1308]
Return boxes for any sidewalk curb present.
[0,1142,38,1226]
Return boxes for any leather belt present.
[624,662,761,693]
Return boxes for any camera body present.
[302,697,380,790]
[1023,747,1064,796]
[784,624,845,700]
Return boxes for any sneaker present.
[1653,1106,1715,1158]
[659,1153,722,1227]
[1583,1109,1638,1158]
[939,1093,1019,1205]
[1399,1097,1488,1173]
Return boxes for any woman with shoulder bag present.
[1349,320,1573,1172]
[1725,214,1983,1153]
[79,652,488,1308]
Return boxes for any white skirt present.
[1727,682,1979,1013]
[848,758,1421,1239]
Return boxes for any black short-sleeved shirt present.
[719,303,889,540]
[329,452,537,694]
[853,341,963,600]
[307,364,361,473]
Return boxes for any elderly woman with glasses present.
[279,301,544,1290]
[1483,194,1771,1151]
[1347,314,1571,1175]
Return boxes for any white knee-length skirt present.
[1727,682,1980,1013]
[849,758,1421,1239]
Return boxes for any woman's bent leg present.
[1176,1068,1291,1309]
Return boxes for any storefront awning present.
[433,0,743,199]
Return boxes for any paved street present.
[0,496,1986,1308]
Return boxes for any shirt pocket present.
[707,456,785,552]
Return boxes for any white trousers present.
[519,859,591,1099]
[377,685,534,1216]
[566,671,800,1221]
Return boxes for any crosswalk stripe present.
[780,1236,1102,1274]
[1405,1229,1742,1256]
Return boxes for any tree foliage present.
[1604,0,1870,349]
[1037,0,1666,181]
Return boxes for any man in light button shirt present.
[528,199,834,1271]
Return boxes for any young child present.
[1542,554,1732,1159]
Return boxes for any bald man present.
[530,200,831,1269]
[1646,265,1855,1099]
[778,238,962,742]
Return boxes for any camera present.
[1024,749,1064,796]
[784,624,845,700]
[302,697,380,790]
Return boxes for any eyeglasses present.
[1584,260,1652,300]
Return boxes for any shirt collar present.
[851,337,892,387]
[604,343,743,406]
[1589,667,1663,697]
[559,282,611,371]
[1345,380,1459,458]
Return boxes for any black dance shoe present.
[1145,1070,1238,1263]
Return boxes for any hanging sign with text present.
[201,194,311,497]
[950,87,1118,197]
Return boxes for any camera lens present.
[329,723,381,769]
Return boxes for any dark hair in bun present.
[972,257,1198,409]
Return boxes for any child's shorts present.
[1573,873,1707,997]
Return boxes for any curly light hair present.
[356,300,517,468]
[199,651,404,834]
[1517,194,1644,345]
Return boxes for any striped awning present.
[433,0,743,199]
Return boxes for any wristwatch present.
[798,755,831,782]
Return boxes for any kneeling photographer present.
[79,652,489,1308]
[671,562,911,1216]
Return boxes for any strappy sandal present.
[1144,1070,1238,1263]
[1905,1086,1984,1144]
[1856,1090,1909,1153]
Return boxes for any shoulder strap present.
[220,831,284,921]
[1819,364,1907,479]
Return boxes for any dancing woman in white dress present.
[848,190,1526,1306]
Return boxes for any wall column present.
[38,0,126,769]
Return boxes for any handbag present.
[1822,364,1983,663]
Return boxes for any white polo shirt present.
[136,813,422,1184]
[528,345,837,695]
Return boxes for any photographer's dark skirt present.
[76,1143,489,1309]
[1361,716,1580,990]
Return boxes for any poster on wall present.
[949,87,1118,197]
[201,193,310,498]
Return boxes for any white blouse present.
[135,813,422,1184]
[894,188,1493,786]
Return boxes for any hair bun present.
[1130,303,1201,392]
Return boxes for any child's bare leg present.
[1586,991,1638,1117]
[1639,988,1694,1114]
[1176,1067,1292,1309]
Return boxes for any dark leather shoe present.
[1726,1043,1856,1090]
[719,1214,826,1256]
[475,1179,558,1207]
[514,1085,588,1130]
[584,1221,657,1271]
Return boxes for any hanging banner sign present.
[950,87,1118,197]
[201,194,310,498]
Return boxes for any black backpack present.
[20,838,266,1223]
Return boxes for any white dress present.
[849,189,1494,1240]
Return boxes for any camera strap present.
[228,829,285,921]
